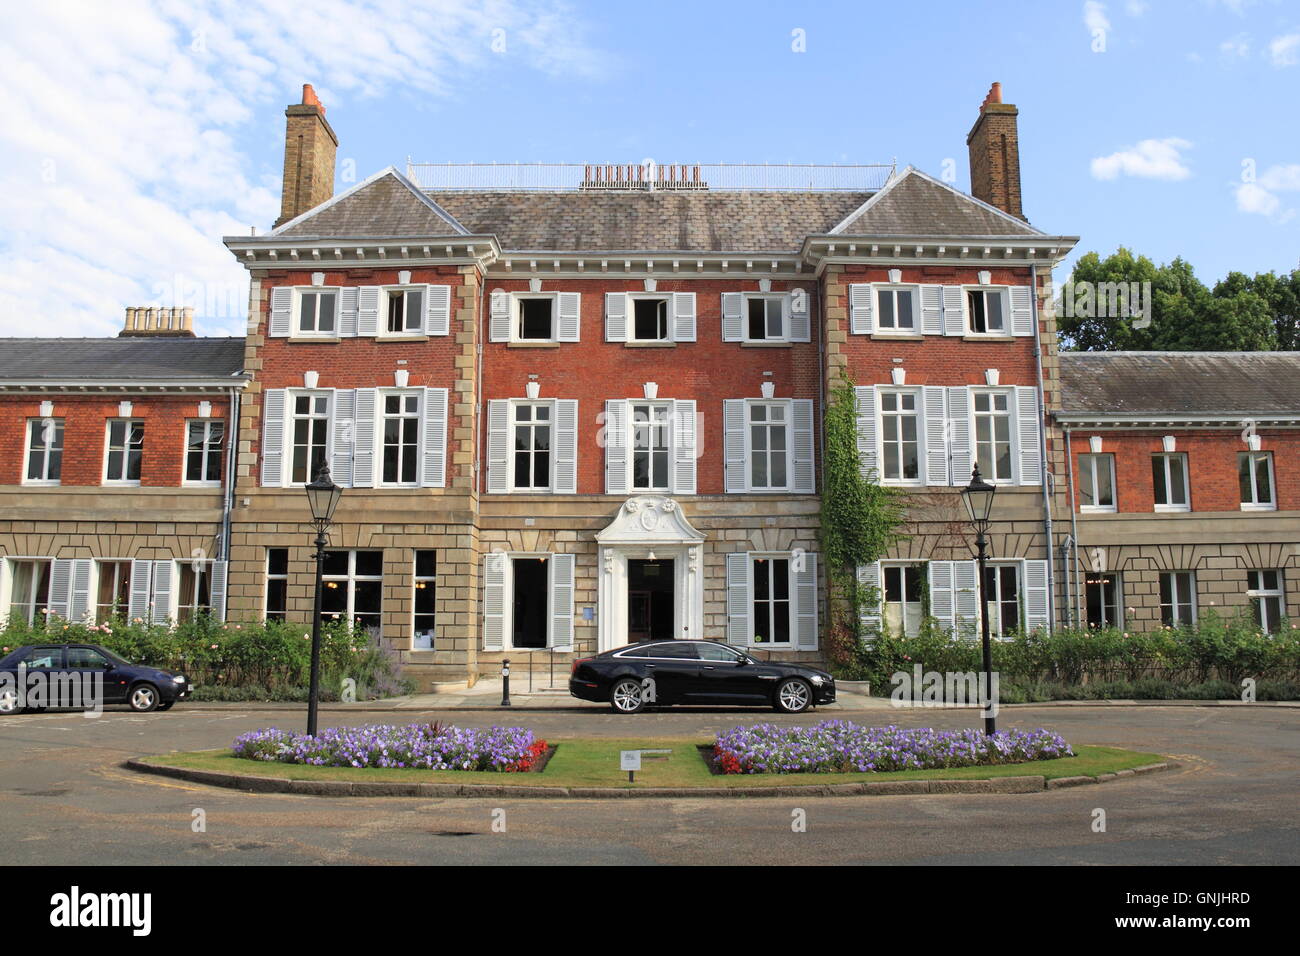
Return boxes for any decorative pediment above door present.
[596,496,706,545]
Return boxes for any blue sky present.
[2,0,1297,337]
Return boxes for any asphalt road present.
[0,704,1296,865]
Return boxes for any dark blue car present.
[0,643,193,714]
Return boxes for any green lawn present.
[139,739,1164,790]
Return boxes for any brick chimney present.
[274,84,338,228]
[966,82,1025,221]
[120,307,196,337]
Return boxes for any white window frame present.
[982,560,1022,637]
[1159,571,1197,626]
[103,418,144,486]
[750,554,794,647]
[512,292,558,343]
[742,293,788,343]
[288,390,332,486]
[971,389,1015,484]
[413,550,437,651]
[878,388,922,485]
[504,553,552,651]
[94,559,132,623]
[176,559,215,624]
[629,401,673,492]
[874,284,920,332]
[265,548,288,623]
[510,400,554,493]
[1247,569,1284,634]
[381,284,426,337]
[746,400,792,491]
[628,293,671,343]
[23,417,64,486]
[881,561,925,637]
[1078,452,1117,513]
[1152,452,1190,513]
[1084,571,1123,630]
[377,389,423,488]
[183,419,225,487]
[321,549,383,636]
[1239,451,1276,511]
[5,558,53,626]
[292,287,340,338]
[965,285,1009,335]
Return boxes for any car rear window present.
[649,643,700,660]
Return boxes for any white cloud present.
[1125,0,1149,15]
[0,0,605,337]
[1090,138,1193,181]
[1236,183,1281,216]
[1268,33,1300,67]
[1219,33,1251,58]
[1236,163,1300,221]
[1083,1,1111,35]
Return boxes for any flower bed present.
[232,722,548,772]
[713,721,1073,774]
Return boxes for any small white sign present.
[620,750,642,771]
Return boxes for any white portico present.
[595,496,705,652]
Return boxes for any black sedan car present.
[0,643,193,714]
[570,640,835,714]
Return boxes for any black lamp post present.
[961,464,998,736]
[304,463,342,736]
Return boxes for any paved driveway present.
[0,704,1296,865]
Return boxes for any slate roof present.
[274,168,468,239]
[1058,351,1300,419]
[430,189,872,252]
[0,338,247,384]
[831,167,1043,237]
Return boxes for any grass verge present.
[138,738,1163,789]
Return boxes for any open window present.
[518,297,555,340]
[967,287,1007,335]
[385,286,425,335]
[746,295,786,342]
[632,297,669,341]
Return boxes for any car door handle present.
[702,665,716,670]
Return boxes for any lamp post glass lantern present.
[305,463,342,736]
[962,464,998,736]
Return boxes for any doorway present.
[627,559,675,642]
[511,558,549,648]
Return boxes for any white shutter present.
[331,389,356,487]
[553,399,578,493]
[928,561,955,635]
[922,386,948,486]
[857,562,882,634]
[954,560,979,640]
[483,553,505,650]
[486,400,509,493]
[556,292,581,342]
[723,399,747,492]
[422,387,449,487]
[854,386,878,478]
[604,399,628,494]
[671,292,697,342]
[260,389,286,487]
[209,560,228,622]
[69,559,93,623]
[425,284,451,336]
[1016,385,1042,486]
[357,286,380,337]
[605,293,628,342]
[795,553,818,649]
[791,399,815,493]
[721,293,744,341]
[947,386,972,486]
[1023,559,1051,631]
[726,553,751,646]
[1010,285,1034,337]
[849,283,873,334]
[920,285,943,335]
[787,290,810,342]
[150,560,174,625]
[338,287,359,337]
[549,553,575,652]
[942,285,965,336]
[490,289,511,341]
[269,287,292,337]
[672,399,697,494]
[352,389,377,488]
[48,559,73,619]
[128,560,152,623]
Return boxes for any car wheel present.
[774,678,812,714]
[610,678,646,714]
[156,701,175,711]
[0,690,19,715]
[128,683,160,713]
